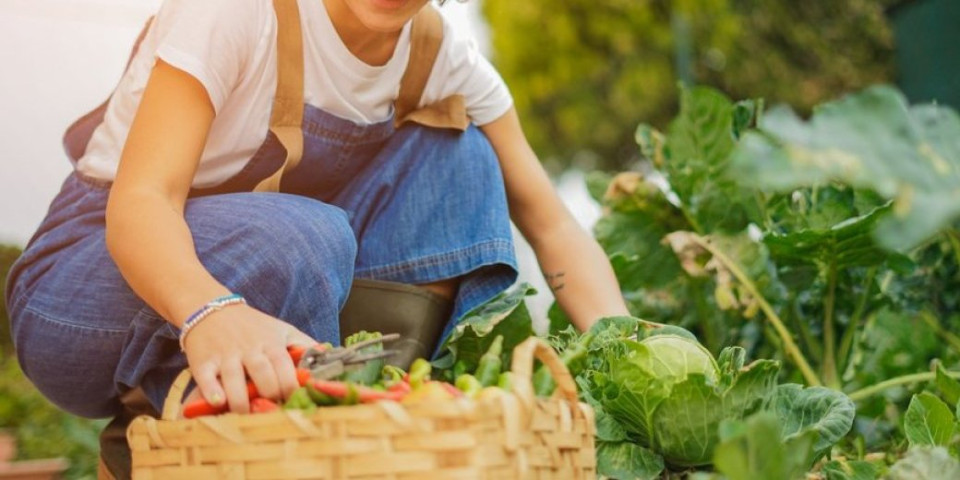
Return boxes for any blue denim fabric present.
[5,105,517,417]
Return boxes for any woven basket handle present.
[161,369,195,421]
[510,337,581,415]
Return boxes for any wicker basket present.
[127,337,596,479]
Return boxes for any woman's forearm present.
[105,188,231,327]
[530,220,630,331]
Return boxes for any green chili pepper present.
[474,335,504,387]
[455,374,483,398]
[497,372,514,392]
[382,365,406,387]
[408,358,432,389]
[284,386,317,414]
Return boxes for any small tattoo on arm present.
[545,272,566,292]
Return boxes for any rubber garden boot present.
[97,388,158,480]
[339,279,453,369]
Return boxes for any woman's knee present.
[185,193,357,317]
[13,309,124,418]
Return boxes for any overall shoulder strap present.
[254,0,306,192]
[394,6,468,131]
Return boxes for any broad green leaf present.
[434,284,536,373]
[821,459,882,480]
[598,214,684,290]
[721,360,780,420]
[664,231,785,319]
[731,85,960,250]
[713,412,818,480]
[603,359,778,467]
[886,447,960,480]
[648,373,725,466]
[666,86,762,233]
[936,363,960,407]
[773,384,856,458]
[717,347,746,390]
[903,392,957,448]
[763,204,899,270]
[596,441,665,480]
[593,172,687,291]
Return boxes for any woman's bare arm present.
[106,59,311,413]
[480,108,630,331]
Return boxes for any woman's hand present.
[181,304,316,414]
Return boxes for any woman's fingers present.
[220,358,250,414]
[267,345,300,400]
[191,360,225,407]
[244,352,281,401]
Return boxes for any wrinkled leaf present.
[602,348,778,466]
[763,204,900,270]
[713,412,818,480]
[732,85,960,250]
[666,86,762,232]
[773,384,856,458]
[664,231,784,317]
[435,284,536,373]
[821,459,882,480]
[596,441,665,480]
[903,392,957,448]
[886,447,960,480]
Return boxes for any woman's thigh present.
[329,125,519,332]
[8,185,356,417]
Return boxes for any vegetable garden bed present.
[431,84,960,479]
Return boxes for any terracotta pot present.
[0,432,15,463]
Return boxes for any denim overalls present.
[4,5,517,418]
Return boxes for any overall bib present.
[4,2,518,419]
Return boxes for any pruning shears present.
[297,333,400,380]
[181,334,399,418]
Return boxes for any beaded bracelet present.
[178,293,247,351]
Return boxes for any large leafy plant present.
[591,85,960,403]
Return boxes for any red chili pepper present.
[183,369,310,419]
[250,397,279,413]
[296,368,311,386]
[387,381,412,395]
[311,380,405,403]
[436,381,464,398]
[183,399,229,418]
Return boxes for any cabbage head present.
[598,335,779,466]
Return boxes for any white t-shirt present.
[77,0,513,188]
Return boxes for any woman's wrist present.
[178,293,247,351]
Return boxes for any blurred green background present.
[484,0,958,171]
[1,245,106,479]
[2,0,959,478]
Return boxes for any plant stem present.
[791,298,822,361]
[822,262,840,390]
[847,371,960,403]
[689,234,822,386]
[837,268,877,376]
